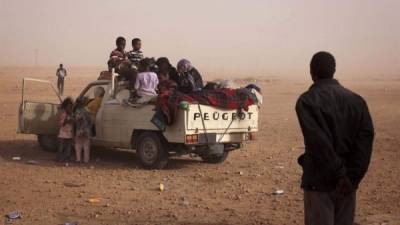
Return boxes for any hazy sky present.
[0,0,399,77]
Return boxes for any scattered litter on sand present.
[62,222,79,225]
[64,181,85,188]
[26,160,39,165]
[159,183,165,192]
[88,198,101,203]
[273,190,284,195]
[12,157,21,161]
[5,211,22,220]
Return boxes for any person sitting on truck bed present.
[158,70,178,94]
[156,57,179,94]
[156,57,179,84]
[176,59,204,94]
[85,86,105,122]
[130,58,159,104]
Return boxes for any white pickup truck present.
[18,75,260,169]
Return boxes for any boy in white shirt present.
[133,58,159,104]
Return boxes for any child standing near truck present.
[57,97,74,162]
[74,98,92,163]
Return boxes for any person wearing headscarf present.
[176,59,204,93]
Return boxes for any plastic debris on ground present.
[87,198,101,203]
[5,211,22,220]
[12,157,21,161]
[26,160,39,165]
[64,181,85,188]
[159,183,165,192]
[273,189,284,195]
[62,222,79,225]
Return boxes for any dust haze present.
[1,1,400,225]
[1,0,399,78]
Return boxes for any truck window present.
[81,84,108,101]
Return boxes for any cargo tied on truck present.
[17,71,262,169]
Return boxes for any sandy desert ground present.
[0,67,399,225]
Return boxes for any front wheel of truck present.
[136,132,169,170]
[201,151,229,164]
[37,134,58,152]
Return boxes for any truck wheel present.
[136,132,169,169]
[201,151,229,164]
[37,135,58,152]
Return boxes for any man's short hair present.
[60,64,63,67]
[310,51,336,79]
[132,38,141,45]
[116,36,126,45]
[139,58,151,69]
[156,57,171,67]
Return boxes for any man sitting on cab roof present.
[108,36,127,73]
[127,38,144,67]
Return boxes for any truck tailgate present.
[186,104,259,132]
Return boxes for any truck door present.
[98,88,130,146]
[18,78,62,135]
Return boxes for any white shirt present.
[134,71,159,97]
[56,68,67,78]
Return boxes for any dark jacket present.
[296,79,374,191]
[178,68,203,93]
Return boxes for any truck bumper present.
[185,132,255,145]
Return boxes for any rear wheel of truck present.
[37,134,58,152]
[201,151,229,164]
[136,132,169,170]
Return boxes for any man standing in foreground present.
[296,52,374,225]
[56,63,67,95]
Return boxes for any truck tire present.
[37,134,58,152]
[136,132,169,169]
[201,151,229,164]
